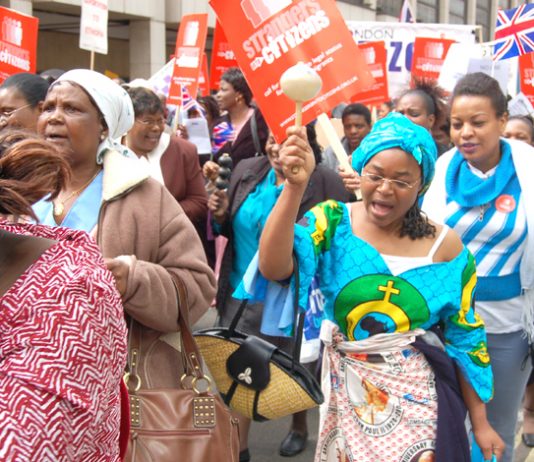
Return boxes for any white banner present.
[346,21,477,99]
[79,0,108,55]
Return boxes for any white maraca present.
[280,62,322,173]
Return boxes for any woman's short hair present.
[451,72,508,117]
[1,73,49,107]
[126,87,164,118]
[221,67,253,106]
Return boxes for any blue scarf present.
[445,140,515,207]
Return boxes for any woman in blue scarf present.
[423,72,534,462]
[253,113,503,461]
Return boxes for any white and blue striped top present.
[445,168,527,302]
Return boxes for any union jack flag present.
[493,4,534,61]
[181,84,205,117]
[399,0,415,23]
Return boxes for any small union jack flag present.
[493,4,534,61]
[399,0,415,23]
[181,84,205,117]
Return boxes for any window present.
[477,0,492,41]
[497,0,511,10]
[377,0,403,17]
[450,0,466,24]
[417,0,438,23]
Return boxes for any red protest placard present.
[519,52,534,107]
[168,14,208,107]
[209,21,238,91]
[411,37,455,81]
[210,0,374,142]
[351,41,389,107]
[199,53,209,96]
[0,7,38,83]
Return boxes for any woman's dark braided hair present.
[399,165,436,240]
[400,202,436,240]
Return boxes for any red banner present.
[199,53,209,96]
[0,7,38,83]
[209,21,238,91]
[519,52,534,107]
[210,0,373,142]
[411,37,455,81]
[351,41,389,107]
[168,14,208,107]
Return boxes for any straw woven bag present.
[194,256,324,421]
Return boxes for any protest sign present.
[519,52,534,107]
[0,7,38,83]
[466,58,510,95]
[411,37,455,81]
[350,41,389,106]
[508,92,534,117]
[168,14,208,107]
[209,21,238,91]
[199,53,209,96]
[346,21,477,98]
[79,0,108,55]
[210,0,373,142]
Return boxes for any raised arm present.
[259,126,315,281]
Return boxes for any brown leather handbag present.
[124,276,240,462]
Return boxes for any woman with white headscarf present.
[32,70,217,457]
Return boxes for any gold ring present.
[192,375,212,394]
[124,372,142,392]
[291,165,299,174]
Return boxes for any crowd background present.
[1,13,534,457]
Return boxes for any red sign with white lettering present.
[0,7,38,83]
[210,0,374,142]
[519,52,534,107]
[168,14,208,107]
[351,41,389,106]
[209,21,238,91]
[411,37,455,81]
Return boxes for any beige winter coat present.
[97,150,216,388]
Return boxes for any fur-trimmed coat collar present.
[101,149,150,202]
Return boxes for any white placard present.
[508,93,534,117]
[79,0,108,55]
[467,58,510,95]
[184,117,212,155]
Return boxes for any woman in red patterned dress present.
[0,131,128,461]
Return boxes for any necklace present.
[53,169,101,217]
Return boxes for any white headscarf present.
[55,69,135,163]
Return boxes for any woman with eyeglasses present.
[423,72,534,462]
[0,72,49,132]
[243,112,503,461]
[123,86,208,234]
[31,70,216,459]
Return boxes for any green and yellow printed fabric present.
[293,200,492,402]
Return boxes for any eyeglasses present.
[0,103,32,122]
[361,172,419,190]
[135,117,166,127]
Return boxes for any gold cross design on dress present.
[378,280,400,302]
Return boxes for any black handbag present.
[194,256,324,421]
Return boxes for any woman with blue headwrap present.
[252,113,503,461]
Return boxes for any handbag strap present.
[250,110,262,157]
[126,272,207,391]
[228,253,305,369]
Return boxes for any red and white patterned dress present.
[0,222,127,462]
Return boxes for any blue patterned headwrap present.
[352,112,437,193]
